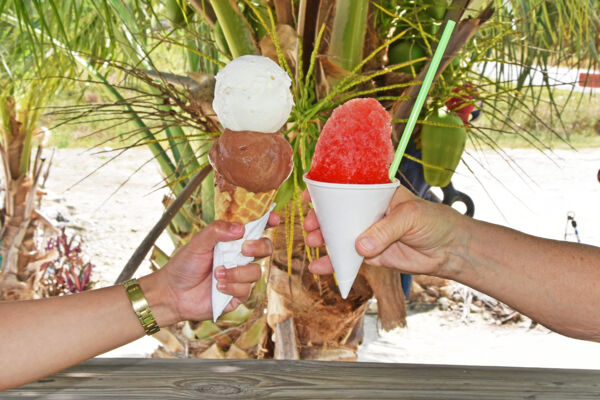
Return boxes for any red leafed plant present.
[39,228,95,296]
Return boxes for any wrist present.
[439,210,504,290]
[436,209,475,281]
[138,272,180,328]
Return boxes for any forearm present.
[447,216,600,341]
[0,273,175,390]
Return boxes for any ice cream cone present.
[213,176,277,224]
[211,171,278,321]
[208,55,295,322]
[303,175,399,299]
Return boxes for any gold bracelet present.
[122,278,160,336]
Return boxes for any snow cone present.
[304,98,399,298]
[210,55,294,321]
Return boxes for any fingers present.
[302,189,311,202]
[215,263,262,301]
[214,264,261,284]
[304,208,325,247]
[303,205,326,247]
[356,200,421,258]
[217,282,254,299]
[304,208,324,247]
[215,263,262,310]
[187,216,278,258]
[224,298,242,313]
[308,255,334,275]
[188,221,245,254]
[305,229,324,248]
[303,209,320,232]
[267,212,280,227]
[242,238,273,258]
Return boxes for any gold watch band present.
[122,278,160,336]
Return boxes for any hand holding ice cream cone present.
[209,55,294,320]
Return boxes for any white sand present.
[359,311,600,369]
[42,147,600,365]
[453,148,599,246]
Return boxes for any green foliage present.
[0,1,96,174]
[479,0,600,111]
[376,0,600,157]
[164,0,193,26]
[210,0,259,58]
[424,0,448,20]
[388,41,426,75]
[5,0,599,246]
[328,0,370,71]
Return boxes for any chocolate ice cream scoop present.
[209,129,293,193]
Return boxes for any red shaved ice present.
[307,98,394,184]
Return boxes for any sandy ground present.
[41,147,600,367]
[41,148,171,286]
[453,148,599,246]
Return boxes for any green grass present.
[469,88,600,150]
[477,131,600,149]
[42,76,600,151]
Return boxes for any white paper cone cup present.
[303,175,399,299]
[212,204,275,322]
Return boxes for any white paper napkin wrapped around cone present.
[212,204,275,322]
[303,176,399,298]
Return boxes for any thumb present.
[388,185,418,209]
[355,200,419,258]
[187,220,245,255]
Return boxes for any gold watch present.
[122,278,160,335]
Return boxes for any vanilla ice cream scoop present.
[212,55,294,133]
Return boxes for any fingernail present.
[358,236,375,252]
[215,268,226,279]
[230,224,243,234]
[217,282,227,290]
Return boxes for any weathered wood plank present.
[4,359,600,399]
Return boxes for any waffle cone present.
[214,172,276,225]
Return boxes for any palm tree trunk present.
[0,100,53,302]
[362,265,407,331]
[0,99,42,279]
[1,175,36,278]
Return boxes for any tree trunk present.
[362,265,407,331]
[1,175,36,278]
[0,98,54,297]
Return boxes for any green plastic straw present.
[388,20,456,182]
